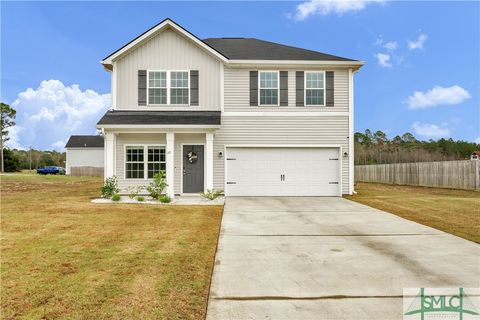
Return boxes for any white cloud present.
[383,41,397,50]
[408,33,428,50]
[292,0,384,20]
[412,122,450,139]
[374,53,392,68]
[7,80,110,151]
[407,85,471,109]
[475,137,480,144]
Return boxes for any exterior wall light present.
[218,151,223,158]
[343,151,349,158]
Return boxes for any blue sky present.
[1,1,479,150]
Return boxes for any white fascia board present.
[227,60,365,69]
[101,19,228,66]
[222,111,349,117]
[96,124,220,131]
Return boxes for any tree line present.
[1,102,65,172]
[355,129,479,165]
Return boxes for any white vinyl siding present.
[66,148,104,175]
[115,28,220,110]
[224,67,349,112]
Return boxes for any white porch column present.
[166,132,175,198]
[104,132,115,179]
[205,132,214,190]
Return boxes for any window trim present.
[258,70,280,107]
[304,71,326,107]
[124,144,167,180]
[146,70,190,106]
[169,70,190,105]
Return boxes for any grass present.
[1,174,223,319]
[346,182,480,243]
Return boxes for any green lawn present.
[346,182,480,243]
[1,174,223,319]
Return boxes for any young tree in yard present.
[1,103,17,172]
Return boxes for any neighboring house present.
[96,18,364,197]
[65,135,104,176]
[471,151,480,160]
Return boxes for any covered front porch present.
[97,110,222,198]
[103,131,215,198]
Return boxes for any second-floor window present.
[259,71,279,106]
[148,71,167,105]
[148,71,189,105]
[305,71,325,106]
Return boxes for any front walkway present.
[207,197,480,320]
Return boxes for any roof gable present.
[101,18,228,69]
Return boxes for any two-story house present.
[96,18,364,198]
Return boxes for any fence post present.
[476,160,480,191]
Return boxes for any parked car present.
[36,166,66,175]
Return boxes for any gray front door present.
[183,145,204,193]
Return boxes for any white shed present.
[65,135,104,176]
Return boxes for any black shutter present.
[249,71,258,106]
[326,71,334,107]
[296,71,304,107]
[280,71,288,106]
[138,70,147,106]
[190,70,199,106]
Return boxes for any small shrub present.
[136,196,145,202]
[159,195,171,203]
[111,194,121,202]
[127,185,144,199]
[147,171,168,200]
[101,176,119,198]
[200,189,223,200]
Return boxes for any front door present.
[183,145,204,193]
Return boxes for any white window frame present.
[304,71,326,107]
[258,70,280,107]
[147,71,168,105]
[169,70,190,105]
[147,70,190,106]
[124,144,166,180]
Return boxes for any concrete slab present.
[207,197,480,320]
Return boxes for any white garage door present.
[225,147,341,196]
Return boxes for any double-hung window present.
[170,71,189,104]
[259,71,279,106]
[126,146,145,179]
[148,71,167,105]
[147,146,166,179]
[125,146,166,179]
[305,72,325,106]
[147,71,189,105]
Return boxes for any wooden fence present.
[70,166,104,177]
[355,160,480,190]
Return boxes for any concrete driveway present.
[207,197,480,320]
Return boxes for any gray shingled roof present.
[97,111,221,126]
[65,135,104,148]
[203,38,356,61]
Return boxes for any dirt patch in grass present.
[1,174,223,319]
[346,182,480,243]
